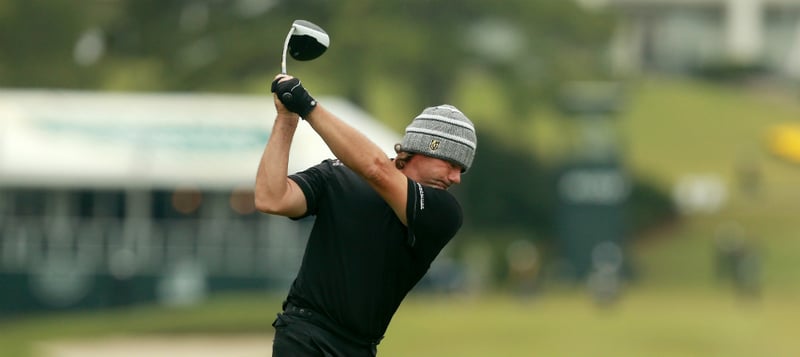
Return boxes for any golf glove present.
[271,77,317,118]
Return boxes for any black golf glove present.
[271,77,317,118]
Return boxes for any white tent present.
[0,89,401,190]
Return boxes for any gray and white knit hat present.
[400,104,477,172]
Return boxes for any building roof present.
[0,89,401,190]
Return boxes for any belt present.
[282,302,383,347]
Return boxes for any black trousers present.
[272,308,378,357]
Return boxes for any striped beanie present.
[400,105,477,172]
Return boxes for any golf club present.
[281,20,330,74]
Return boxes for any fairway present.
[39,335,271,357]
[384,289,800,357]
[5,287,799,357]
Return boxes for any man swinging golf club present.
[255,20,477,357]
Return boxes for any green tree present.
[0,0,94,87]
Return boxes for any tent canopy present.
[0,89,401,190]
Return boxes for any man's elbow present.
[362,159,397,187]
[254,191,305,217]
[254,193,280,214]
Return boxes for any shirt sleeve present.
[287,160,334,219]
[405,179,463,262]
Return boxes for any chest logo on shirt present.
[429,139,440,151]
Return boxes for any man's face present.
[407,155,463,190]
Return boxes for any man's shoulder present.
[411,181,461,212]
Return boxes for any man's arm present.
[305,103,410,225]
[253,96,308,217]
[272,75,410,224]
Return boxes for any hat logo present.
[429,139,440,151]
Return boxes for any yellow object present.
[767,124,800,164]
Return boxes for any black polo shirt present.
[286,159,462,342]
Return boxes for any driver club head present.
[289,20,329,60]
[281,20,330,73]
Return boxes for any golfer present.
[256,75,477,356]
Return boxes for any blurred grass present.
[619,77,800,188]
[0,293,284,357]
[2,76,800,356]
[385,289,800,357]
[2,288,799,357]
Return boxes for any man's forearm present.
[254,113,302,214]
[270,76,392,178]
[304,104,393,180]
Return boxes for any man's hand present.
[271,75,317,118]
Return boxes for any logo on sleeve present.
[416,182,425,210]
